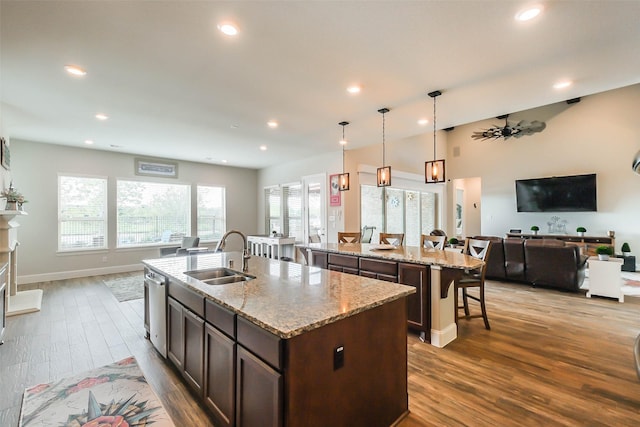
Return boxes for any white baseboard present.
[18,264,144,285]
[430,322,458,348]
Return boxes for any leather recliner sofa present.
[472,236,588,291]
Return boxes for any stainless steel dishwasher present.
[145,270,167,358]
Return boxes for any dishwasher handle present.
[145,274,165,287]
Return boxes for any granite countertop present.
[300,242,484,270]
[143,252,415,339]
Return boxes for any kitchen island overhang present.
[143,252,415,427]
[299,242,485,347]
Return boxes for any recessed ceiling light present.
[221,159,228,163]
[515,5,543,22]
[260,145,268,151]
[339,139,347,146]
[230,124,239,129]
[95,113,109,121]
[84,139,94,145]
[347,85,361,94]
[64,65,87,76]
[553,80,573,90]
[418,118,429,126]
[267,120,278,128]
[218,22,239,36]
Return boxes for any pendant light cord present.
[342,125,346,173]
[382,111,386,165]
[433,95,437,161]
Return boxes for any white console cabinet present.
[586,256,624,302]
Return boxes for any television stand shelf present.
[505,233,615,257]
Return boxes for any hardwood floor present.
[1,274,639,426]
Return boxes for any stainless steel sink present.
[184,267,255,285]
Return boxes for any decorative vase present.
[623,252,631,258]
[578,231,584,237]
[532,230,538,236]
[5,201,17,211]
[598,254,610,261]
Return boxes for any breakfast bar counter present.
[300,242,484,347]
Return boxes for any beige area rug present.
[20,356,174,427]
[103,275,145,302]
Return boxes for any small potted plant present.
[576,227,586,237]
[595,245,613,261]
[448,237,459,248]
[621,242,631,257]
[530,225,539,236]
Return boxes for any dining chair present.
[361,226,376,244]
[455,238,492,330]
[379,233,405,246]
[338,232,361,243]
[421,234,445,249]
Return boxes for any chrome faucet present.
[215,230,251,272]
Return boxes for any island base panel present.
[285,297,409,427]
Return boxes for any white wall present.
[11,139,258,283]
[446,84,640,255]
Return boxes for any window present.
[117,180,190,247]
[197,185,226,241]
[58,175,107,251]
[283,183,302,242]
[360,184,438,245]
[265,187,281,234]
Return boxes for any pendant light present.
[338,121,350,191]
[425,90,446,183]
[377,108,391,187]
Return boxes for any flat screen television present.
[515,173,597,212]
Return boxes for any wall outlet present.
[333,345,344,370]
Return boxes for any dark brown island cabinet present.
[0,263,6,345]
[311,249,432,342]
[149,271,410,427]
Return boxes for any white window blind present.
[117,180,190,247]
[58,175,107,251]
[265,187,281,233]
[283,183,302,241]
[197,185,226,241]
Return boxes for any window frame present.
[57,174,108,252]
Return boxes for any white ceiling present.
[2,1,639,170]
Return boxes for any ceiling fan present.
[471,114,546,141]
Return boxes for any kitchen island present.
[143,252,415,427]
[300,243,484,347]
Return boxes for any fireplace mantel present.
[0,210,42,316]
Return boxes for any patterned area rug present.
[103,275,145,302]
[20,356,174,427]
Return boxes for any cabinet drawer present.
[328,253,359,269]
[169,281,205,317]
[237,317,283,371]
[377,273,398,283]
[206,299,236,338]
[359,258,397,276]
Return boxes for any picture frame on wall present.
[329,174,341,206]
[1,137,10,170]
[134,158,178,178]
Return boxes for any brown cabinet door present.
[205,324,236,427]
[183,308,205,396]
[398,263,430,334]
[309,251,327,269]
[167,297,184,369]
[236,345,283,427]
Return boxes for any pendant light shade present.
[338,121,350,191]
[425,90,446,184]
[377,108,391,187]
